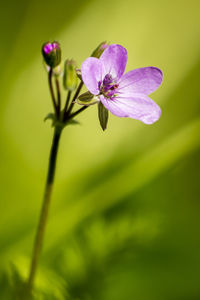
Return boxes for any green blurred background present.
[0,0,200,299]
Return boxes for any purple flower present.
[81,44,163,124]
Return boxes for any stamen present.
[101,74,118,98]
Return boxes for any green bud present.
[42,41,61,68]
[91,41,109,58]
[63,59,78,91]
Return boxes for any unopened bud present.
[91,41,109,58]
[42,41,61,68]
[63,59,78,91]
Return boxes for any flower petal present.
[100,44,127,81]
[117,67,163,95]
[81,57,103,95]
[99,94,161,124]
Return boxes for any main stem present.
[27,126,62,292]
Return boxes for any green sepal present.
[76,92,98,106]
[66,119,80,126]
[44,113,63,129]
[53,119,80,131]
[44,113,56,124]
[44,113,80,129]
[78,91,94,102]
[98,101,109,131]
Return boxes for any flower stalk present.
[63,91,71,118]
[66,81,84,117]
[27,125,62,292]
[48,68,59,118]
[55,76,61,114]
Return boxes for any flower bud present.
[42,41,61,68]
[91,41,109,58]
[63,59,78,91]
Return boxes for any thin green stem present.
[63,91,71,121]
[68,105,88,121]
[27,126,62,293]
[48,69,59,117]
[66,81,83,116]
[55,76,61,115]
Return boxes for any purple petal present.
[81,57,103,95]
[117,67,163,95]
[99,94,161,124]
[100,44,127,81]
[43,43,53,54]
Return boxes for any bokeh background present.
[0,0,200,299]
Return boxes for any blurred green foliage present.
[0,0,200,299]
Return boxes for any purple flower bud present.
[42,41,61,68]
[91,41,109,58]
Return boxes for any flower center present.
[100,74,119,98]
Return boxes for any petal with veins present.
[81,57,103,95]
[100,94,161,124]
[118,67,163,95]
[100,44,127,81]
